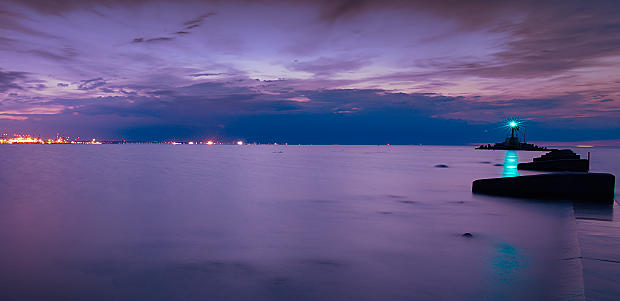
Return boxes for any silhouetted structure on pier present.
[477,119,547,151]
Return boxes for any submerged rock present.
[462,233,473,238]
[435,164,449,168]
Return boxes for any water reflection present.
[502,150,520,177]
[573,202,614,221]
[0,145,598,300]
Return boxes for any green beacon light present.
[507,120,520,139]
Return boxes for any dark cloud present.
[77,78,106,90]
[413,1,620,79]
[5,0,150,15]
[0,36,17,49]
[29,49,76,61]
[132,11,215,42]
[0,8,59,38]
[2,78,619,142]
[319,0,368,22]
[120,89,137,95]
[290,57,368,76]
[1,0,619,142]
[57,82,69,87]
[471,12,620,78]
[190,73,222,77]
[145,37,173,42]
[171,12,217,37]
[10,0,620,80]
[183,12,216,28]
[6,0,519,25]
[313,0,620,79]
[0,69,27,93]
[132,37,174,43]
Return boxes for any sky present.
[0,0,619,144]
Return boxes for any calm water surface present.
[0,145,618,300]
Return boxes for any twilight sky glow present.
[1,0,619,143]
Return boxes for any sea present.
[0,145,618,301]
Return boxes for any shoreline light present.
[1,133,254,145]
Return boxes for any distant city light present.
[1,135,43,144]
[0,133,251,145]
[0,134,104,144]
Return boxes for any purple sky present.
[1,0,619,143]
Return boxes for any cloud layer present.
[0,0,619,142]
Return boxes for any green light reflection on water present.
[502,150,520,177]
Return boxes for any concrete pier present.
[472,173,615,202]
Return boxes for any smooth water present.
[0,145,617,300]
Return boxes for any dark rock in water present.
[518,149,589,172]
[494,163,504,166]
[435,164,449,168]
[480,161,492,164]
[462,233,473,238]
[472,173,615,202]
